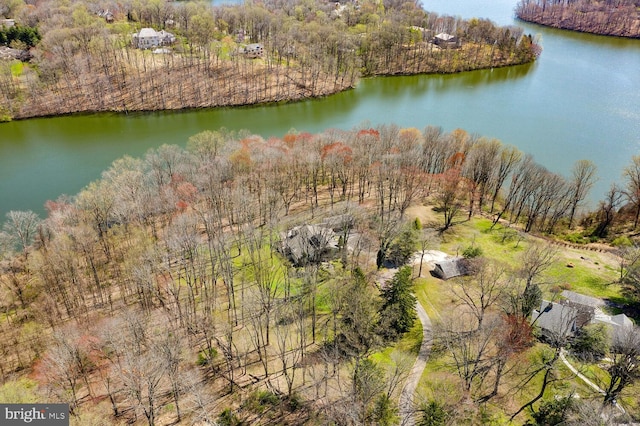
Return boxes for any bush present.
[387,227,418,266]
[612,236,632,247]
[287,393,302,411]
[462,245,482,258]
[570,323,609,362]
[242,390,281,413]
[563,233,586,244]
[528,395,575,425]
[218,408,243,426]
[196,347,217,366]
[418,400,449,426]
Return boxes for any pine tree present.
[379,266,417,341]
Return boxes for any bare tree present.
[593,184,623,238]
[451,259,508,330]
[511,302,578,421]
[567,159,598,229]
[623,155,640,229]
[489,144,522,214]
[436,312,504,398]
[434,167,465,231]
[602,326,640,406]
[0,210,41,260]
[274,298,305,397]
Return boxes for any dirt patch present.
[405,205,439,227]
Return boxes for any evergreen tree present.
[379,266,417,340]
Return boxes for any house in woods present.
[319,214,355,233]
[532,301,579,341]
[533,291,634,345]
[243,43,264,58]
[97,10,114,23]
[596,313,634,347]
[279,224,340,266]
[0,46,24,61]
[559,290,602,329]
[432,32,459,48]
[560,290,634,346]
[133,28,176,49]
[431,257,471,280]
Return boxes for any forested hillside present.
[516,0,640,37]
[0,0,539,120]
[3,125,640,424]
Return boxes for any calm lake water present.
[1,1,639,218]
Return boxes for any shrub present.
[462,245,482,258]
[528,395,575,425]
[196,347,217,366]
[570,323,608,362]
[287,393,302,411]
[387,227,418,266]
[418,400,449,426]
[242,390,280,413]
[612,236,632,247]
[564,233,586,244]
[218,408,243,426]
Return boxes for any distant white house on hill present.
[133,28,176,49]
[242,43,264,58]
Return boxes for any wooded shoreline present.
[515,0,640,38]
[0,0,539,121]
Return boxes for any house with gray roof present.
[535,291,635,348]
[432,32,459,48]
[561,290,605,309]
[279,224,339,266]
[532,301,579,341]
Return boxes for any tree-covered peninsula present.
[0,0,539,121]
[516,0,640,38]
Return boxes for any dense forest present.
[0,0,539,121]
[515,0,640,37]
[3,124,640,424]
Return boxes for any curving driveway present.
[399,301,433,426]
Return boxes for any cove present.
[1,1,640,218]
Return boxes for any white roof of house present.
[138,28,158,38]
[435,33,455,40]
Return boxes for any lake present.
[1,1,639,218]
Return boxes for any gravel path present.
[399,301,433,426]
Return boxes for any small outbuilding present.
[431,257,471,280]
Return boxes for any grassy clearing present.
[436,217,624,301]
[10,61,23,77]
[408,216,637,421]
[371,316,423,367]
[414,276,448,320]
